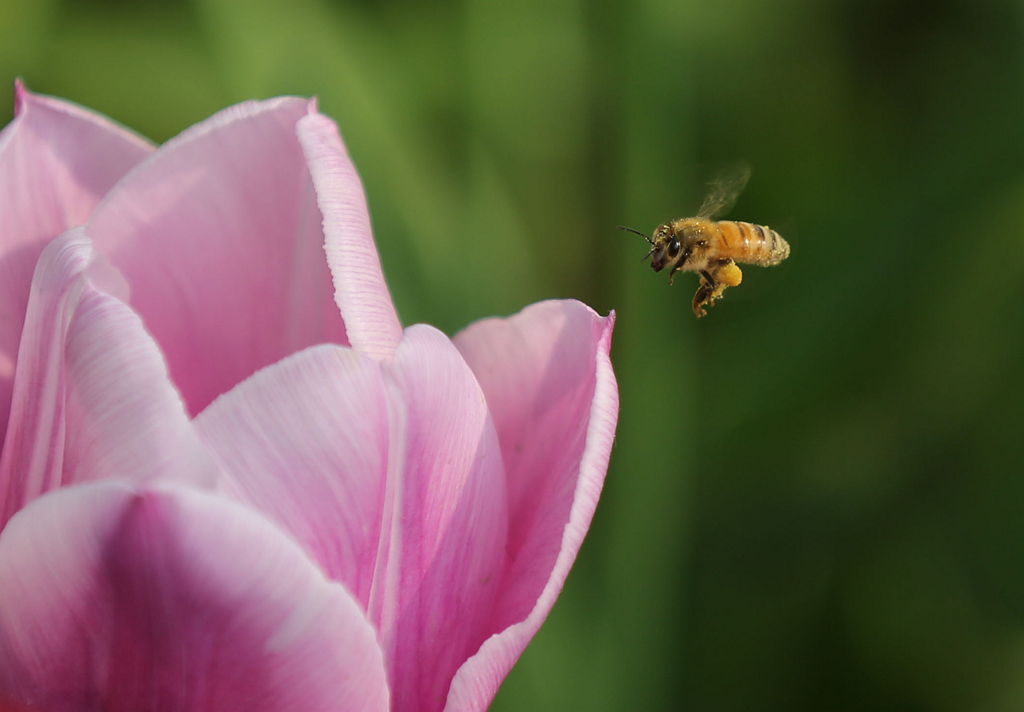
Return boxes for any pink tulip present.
[0,82,618,711]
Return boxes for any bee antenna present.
[618,225,654,245]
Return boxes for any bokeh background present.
[3,0,1023,709]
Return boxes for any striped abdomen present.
[714,220,789,266]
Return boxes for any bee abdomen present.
[717,220,790,266]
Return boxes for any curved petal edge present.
[296,111,402,360]
[445,303,618,711]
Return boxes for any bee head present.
[618,223,687,272]
[649,223,685,272]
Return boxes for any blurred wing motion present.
[696,163,752,218]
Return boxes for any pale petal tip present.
[13,77,27,115]
[308,95,320,115]
[602,309,616,340]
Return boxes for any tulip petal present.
[378,325,508,711]
[195,326,508,711]
[0,229,216,530]
[446,300,618,710]
[87,97,347,415]
[195,344,390,605]
[0,80,153,450]
[297,110,402,360]
[0,481,390,712]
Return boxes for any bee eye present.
[667,238,682,259]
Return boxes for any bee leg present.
[669,250,693,286]
[692,284,711,318]
[692,272,716,318]
[700,270,722,302]
[693,270,728,318]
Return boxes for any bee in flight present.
[620,166,790,318]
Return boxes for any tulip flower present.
[0,82,618,711]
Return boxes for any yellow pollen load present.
[717,261,743,287]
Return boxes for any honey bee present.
[621,166,790,318]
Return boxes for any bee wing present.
[696,163,752,218]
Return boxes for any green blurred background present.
[3,0,1023,708]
